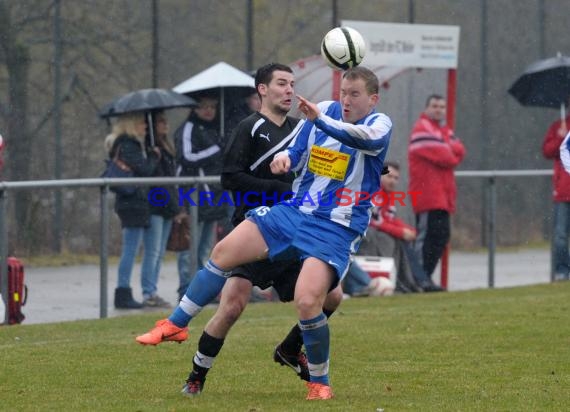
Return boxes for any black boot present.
[420,279,446,293]
[114,287,143,309]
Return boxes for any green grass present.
[2,283,570,411]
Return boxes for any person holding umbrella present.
[542,102,570,282]
[509,54,570,282]
[173,92,229,298]
[103,112,161,309]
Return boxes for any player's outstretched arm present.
[298,95,390,154]
[297,95,320,121]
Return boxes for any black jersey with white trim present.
[222,112,300,226]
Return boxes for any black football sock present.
[189,331,225,381]
[279,324,303,355]
[323,308,335,319]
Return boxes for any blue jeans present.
[553,202,570,279]
[343,262,371,295]
[117,227,144,289]
[402,241,431,285]
[141,215,173,298]
[177,220,216,295]
[117,217,173,296]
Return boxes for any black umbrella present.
[100,88,197,118]
[508,54,570,124]
[100,88,197,145]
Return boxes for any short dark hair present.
[425,94,444,107]
[384,160,400,171]
[194,90,219,102]
[254,63,293,98]
[343,66,379,95]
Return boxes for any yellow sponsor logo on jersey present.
[308,146,350,181]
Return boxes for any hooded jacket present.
[408,113,465,214]
[174,113,228,221]
[542,115,570,202]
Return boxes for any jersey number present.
[253,206,270,216]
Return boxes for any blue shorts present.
[246,204,361,280]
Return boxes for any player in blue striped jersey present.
[140,66,391,401]
[264,67,391,399]
[283,98,392,234]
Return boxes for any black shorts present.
[231,259,302,302]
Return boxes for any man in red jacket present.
[408,95,465,286]
[542,114,570,281]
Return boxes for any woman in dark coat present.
[104,112,160,309]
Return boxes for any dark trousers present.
[415,210,450,278]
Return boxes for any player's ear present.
[370,93,379,106]
[258,83,268,97]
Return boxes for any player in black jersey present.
[181,63,343,396]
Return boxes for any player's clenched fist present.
[270,153,291,174]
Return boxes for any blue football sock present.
[299,312,330,385]
[169,260,229,328]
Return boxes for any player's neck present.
[260,107,287,126]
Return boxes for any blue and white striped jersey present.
[281,100,392,234]
[560,131,570,174]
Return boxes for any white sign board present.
[342,20,460,69]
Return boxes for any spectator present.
[139,111,179,307]
[173,93,229,299]
[408,95,465,287]
[543,112,570,281]
[104,112,160,309]
[359,161,441,292]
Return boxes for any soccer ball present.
[369,277,395,297]
[320,26,366,71]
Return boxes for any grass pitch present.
[1,283,569,411]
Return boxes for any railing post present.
[99,185,109,318]
[487,176,496,288]
[190,187,199,276]
[440,245,449,289]
[0,189,8,324]
[550,203,556,282]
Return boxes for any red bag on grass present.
[1,257,28,325]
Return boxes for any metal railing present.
[0,169,556,323]
[0,176,219,324]
[454,169,554,288]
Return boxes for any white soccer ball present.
[320,26,366,71]
[369,277,395,297]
